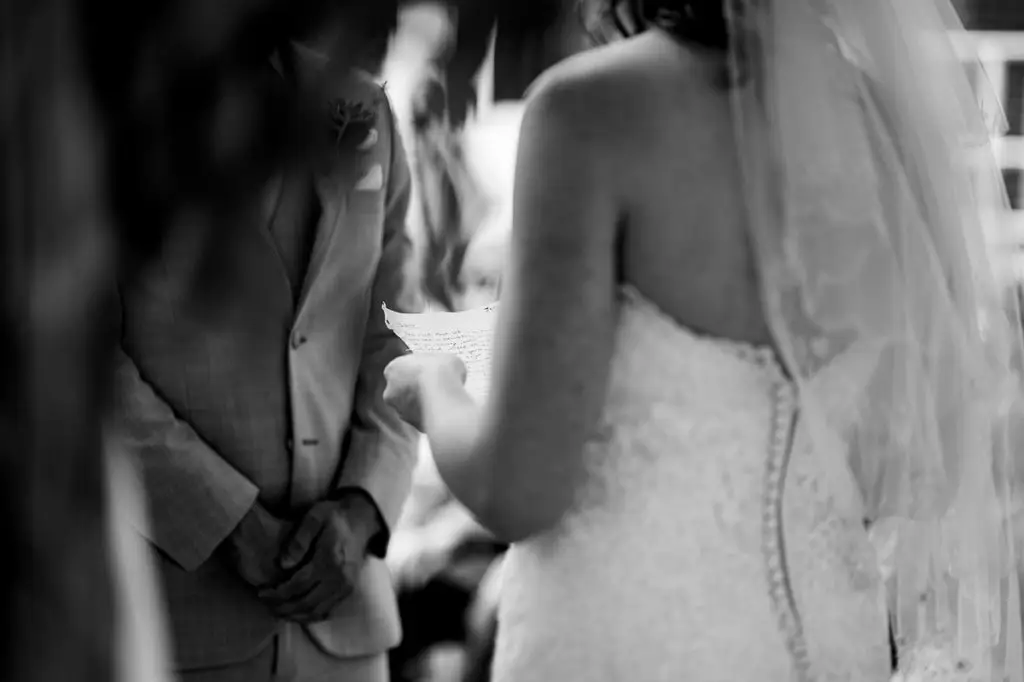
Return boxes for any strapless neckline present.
[618,284,787,381]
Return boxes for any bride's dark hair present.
[579,0,730,51]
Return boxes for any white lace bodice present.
[491,287,892,682]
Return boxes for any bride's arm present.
[420,73,622,543]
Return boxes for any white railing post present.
[958,31,1024,279]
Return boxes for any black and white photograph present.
[3,1,1024,681]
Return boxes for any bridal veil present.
[724,0,1024,676]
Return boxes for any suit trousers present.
[179,622,388,682]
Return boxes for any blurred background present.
[1,0,1022,681]
[956,0,1023,277]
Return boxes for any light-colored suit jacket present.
[110,69,420,671]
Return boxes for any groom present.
[110,38,420,682]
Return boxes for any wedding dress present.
[474,0,1024,677]
[491,286,892,682]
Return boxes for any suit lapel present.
[258,52,305,308]
[258,165,333,319]
[295,174,346,313]
[285,48,384,318]
[257,172,297,306]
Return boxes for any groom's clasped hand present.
[223,492,384,624]
[217,351,470,625]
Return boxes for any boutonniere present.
[328,95,380,156]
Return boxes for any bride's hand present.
[383,353,467,432]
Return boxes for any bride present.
[383,0,1024,679]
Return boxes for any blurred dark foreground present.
[1,1,399,680]
[0,0,569,679]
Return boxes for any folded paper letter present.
[383,303,498,401]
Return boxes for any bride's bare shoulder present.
[530,30,688,88]
[524,31,708,142]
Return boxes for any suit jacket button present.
[291,333,307,349]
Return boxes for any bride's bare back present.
[552,29,772,346]
[476,27,777,540]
